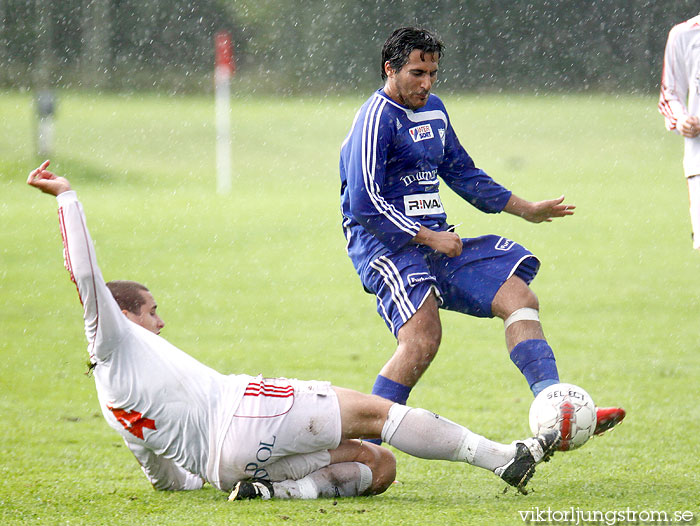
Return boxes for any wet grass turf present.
[1,91,698,525]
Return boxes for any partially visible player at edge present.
[27,160,560,500]
[658,13,700,250]
[338,27,625,447]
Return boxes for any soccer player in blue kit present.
[339,27,625,445]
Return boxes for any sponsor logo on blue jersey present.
[495,237,515,251]
[407,272,434,286]
[403,192,444,216]
[400,169,438,186]
[409,124,434,142]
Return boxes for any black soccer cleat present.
[494,429,560,494]
[228,479,274,501]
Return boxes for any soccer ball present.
[528,383,596,451]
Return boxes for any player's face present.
[124,291,165,335]
[384,49,439,110]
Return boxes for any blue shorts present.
[361,235,540,336]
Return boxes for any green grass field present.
[1,90,698,525]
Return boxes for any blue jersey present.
[339,89,512,274]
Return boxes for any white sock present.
[271,462,373,499]
[381,404,516,471]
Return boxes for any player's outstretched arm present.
[503,194,575,224]
[27,160,71,196]
[28,161,128,359]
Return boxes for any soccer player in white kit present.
[659,14,700,250]
[27,161,559,500]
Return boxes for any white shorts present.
[217,377,342,489]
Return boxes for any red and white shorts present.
[217,377,342,488]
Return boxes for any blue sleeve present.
[343,101,421,251]
[438,122,512,214]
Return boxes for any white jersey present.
[57,191,252,490]
[658,15,700,177]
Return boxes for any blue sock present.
[510,339,559,397]
[371,374,412,404]
[366,375,412,444]
[531,378,559,397]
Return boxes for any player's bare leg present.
[281,441,395,499]
[378,292,442,388]
[333,387,559,493]
[365,293,442,443]
[232,459,383,501]
[492,275,559,399]
[493,275,625,437]
[231,386,560,500]
[229,431,396,500]
[491,275,543,351]
[328,439,396,494]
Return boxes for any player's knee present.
[516,289,539,313]
[398,336,440,371]
[399,317,442,356]
[362,444,396,495]
[418,322,441,357]
[494,278,540,319]
[508,279,539,311]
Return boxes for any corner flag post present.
[36,90,56,158]
[215,31,235,194]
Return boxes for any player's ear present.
[384,61,394,78]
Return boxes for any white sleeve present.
[125,440,205,491]
[56,191,127,362]
[659,26,690,131]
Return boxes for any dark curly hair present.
[381,27,444,81]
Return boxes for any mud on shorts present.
[217,376,342,490]
[361,234,540,336]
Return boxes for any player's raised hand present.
[27,160,71,196]
[524,195,575,223]
[504,194,575,224]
